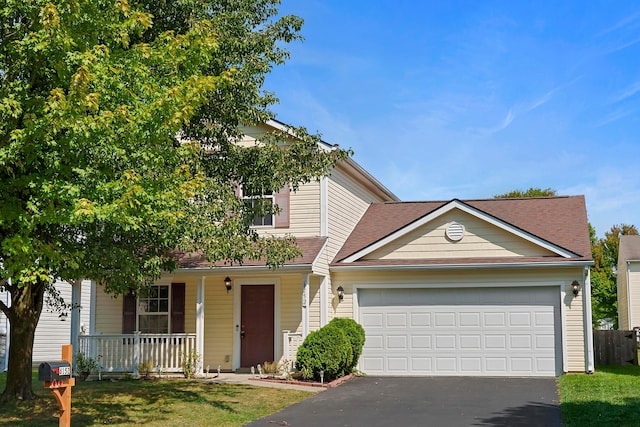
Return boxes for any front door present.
[240,285,275,367]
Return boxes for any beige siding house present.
[617,235,640,330]
[82,121,594,377]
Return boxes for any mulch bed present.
[249,373,355,388]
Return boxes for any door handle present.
[240,326,245,339]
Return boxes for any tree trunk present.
[0,280,45,403]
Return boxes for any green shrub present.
[295,324,352,382]
[328,317,366,371]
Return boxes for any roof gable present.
[362,207,559,261]
[335,196,592,265]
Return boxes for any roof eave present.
[330,260,594,272]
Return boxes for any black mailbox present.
[39,361,72,382]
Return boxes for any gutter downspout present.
[628,261,633,330]
[3,282,9,372]
[584,267,595,373]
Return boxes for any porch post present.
[70,280,81,374]
[196,276,205,376]
[302,275,310,338]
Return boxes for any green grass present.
[0,371,312,426]
[559,365,640,427]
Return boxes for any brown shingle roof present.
[619,235,640,261]
[333,196,592,265]
[176,237,327,269]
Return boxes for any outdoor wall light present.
[572,280,580,297]
[336,286,344,301]
[224,277,232,294]
[58,312,68,321]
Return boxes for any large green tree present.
[493,187,557,198]
[590,223,638,328]
[0,0,347,402]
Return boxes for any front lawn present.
[0,372,312,426]
[559,365,640,426]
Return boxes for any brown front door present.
[240,285,275,367]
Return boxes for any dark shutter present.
[122,291,137,334]
[171,283,186,333]
[274,185,290,228]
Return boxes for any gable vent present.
[446,222,465,241]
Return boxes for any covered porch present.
[82,237,332,376]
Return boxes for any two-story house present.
[80,120,594,377]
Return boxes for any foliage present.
[493,187,558,198]
[181,350,199,379]
[295,324,352,382]
[0,0,348,401]
[328,317,366,371]
[75,352,98,379]
[590,223,638,328]
[0,370,312,426]
[139,360,155,379]
[260,361,280,376]
[559,365,640,426]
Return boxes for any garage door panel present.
[387,335,408,349]
[359,287,561,377]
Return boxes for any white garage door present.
[358,287,561,377]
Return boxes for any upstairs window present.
[243,188,274,227]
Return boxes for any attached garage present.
[357,286,562,376]
[331,197,595,376]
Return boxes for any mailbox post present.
[39,344,75,427]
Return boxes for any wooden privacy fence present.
[593,330,639,366]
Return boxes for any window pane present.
[159,286,169,299]
[139,315,169,334]
[159,300,169,312]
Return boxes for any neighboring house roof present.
[175,237,328,270]
[333,196,592,267]
[619,235,640,261]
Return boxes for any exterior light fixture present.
[572,280,580,297]
[224,277,232,294]
[336,286,344,301]
[58,312,68,321]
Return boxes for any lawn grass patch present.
[0,371,312,426]
[559,365,640,426]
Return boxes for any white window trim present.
[137,284,171,334]
[242,189,275,228]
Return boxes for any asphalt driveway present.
[246,376,561,427]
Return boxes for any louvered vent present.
[445,222,465,241]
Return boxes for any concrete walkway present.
[201,372,326,393]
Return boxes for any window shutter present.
[274,185,290,228]
[171,283,186,333]
[122,291,137,334]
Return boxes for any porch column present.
[70,280,82,372]
[302,275,310,338]
[196,276,205,376]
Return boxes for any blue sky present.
[264,1,640,237]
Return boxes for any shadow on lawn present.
[559,398,640,426]
[472,401,561,426]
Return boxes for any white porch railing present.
[78,333,196,374]
[282,330,304,363]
